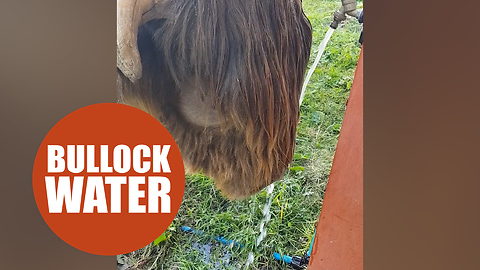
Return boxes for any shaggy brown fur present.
[117,0,312,199]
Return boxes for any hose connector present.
[330,7,347,29]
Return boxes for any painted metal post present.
[308,47,363,269]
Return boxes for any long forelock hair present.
[117,0,312,199]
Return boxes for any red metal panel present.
[308,48,363,269]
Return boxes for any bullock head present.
[117,0,312,199]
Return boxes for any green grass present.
[118,0,362,269]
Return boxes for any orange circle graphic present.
[32,103,185,255]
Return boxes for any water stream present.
[299,27,335,106]
[244,183,275,269]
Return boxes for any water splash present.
[244,252,254,269]
[244,183,275,269]
[299,27,336,106]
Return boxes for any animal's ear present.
[117,0,161,82]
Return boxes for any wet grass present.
[118,0,362,269]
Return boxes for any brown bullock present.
[117,0,312,199]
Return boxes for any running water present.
[244,184,275,269]
[299,27,335,106]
